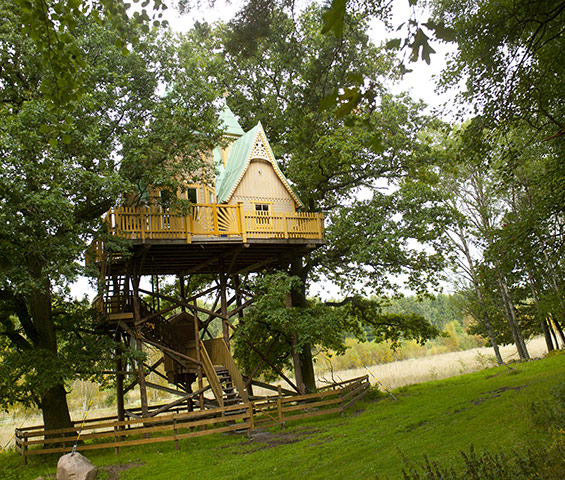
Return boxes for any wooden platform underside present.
[103,238,324,276]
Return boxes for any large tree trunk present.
[457,226,504,364]
[298,345,316,393]
[497,273,530,361]
[472,279,503,365]
[27,257,74,432]
[290,259,317,393]
[527,273,554,352]
[40,385,74,434]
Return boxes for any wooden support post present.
[179,275,186,313]
[131,275,149,421]
[116,354,125,424]
[194,300,205,411]
[220,264,230,350]
[185,381,193,412]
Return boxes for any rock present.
[57,452,97,480]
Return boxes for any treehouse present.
[91,104,324,419]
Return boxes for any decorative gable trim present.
[250,135,269,160]
[223,125,304,208]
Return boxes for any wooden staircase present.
[98,281,250,411]
[216,367,243,407]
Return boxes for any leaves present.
[0,6,222,415]
[409,27,436,64]
[321,0,347,38]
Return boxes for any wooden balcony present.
[105,204,324,243]
[88,204,324,276]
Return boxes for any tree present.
[15,0,169,116]
[429,0,564,137]
[423,119,565,359]
[233,272,440,386]
[0,4,220,430]
[212,5,450,390]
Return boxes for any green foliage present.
[233,272,441,380]
[0,297,116,410]
[431,0,564,132]
[233,272,363,380]
[15,0,169,116]
[0,5,221,425]
[341,297,440,349]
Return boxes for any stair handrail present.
[216,341,249,403]
[199,340,224,407]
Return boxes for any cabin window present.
[160,190,172,209]
[253,203,272,227]
[254,203,270,214]
[185,188,198,204]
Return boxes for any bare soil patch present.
[101,461,144,480]
[241,426,319,452]
[473,385,526,406]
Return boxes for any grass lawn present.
[1,352,563,480]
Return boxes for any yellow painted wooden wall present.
[229,159,296,213]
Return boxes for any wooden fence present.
[14,376,369,464]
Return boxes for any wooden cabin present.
[99,104,323,247]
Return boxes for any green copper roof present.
[215,124,259,202]
[219,104,245,136]
[215,122,304,207]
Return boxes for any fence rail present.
[14,376,369,463]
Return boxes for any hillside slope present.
[1,353,563,479]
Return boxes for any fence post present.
[248,402,255,431]
[23,433,28,465]
[174,418,179,451]
[114,425,119,455]
[277,385,284,429]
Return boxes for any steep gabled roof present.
[214,122,304,207]
[218,104,245,137]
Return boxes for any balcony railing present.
[105,204,324,243]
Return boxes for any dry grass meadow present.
[316,336,548,389]
[0,337,548,452]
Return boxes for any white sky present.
[70,1,457,301]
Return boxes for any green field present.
[1,352,563,480]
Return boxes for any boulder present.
[57,452,97,480]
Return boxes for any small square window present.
[186,188,197,204]
[254,203,270,213]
